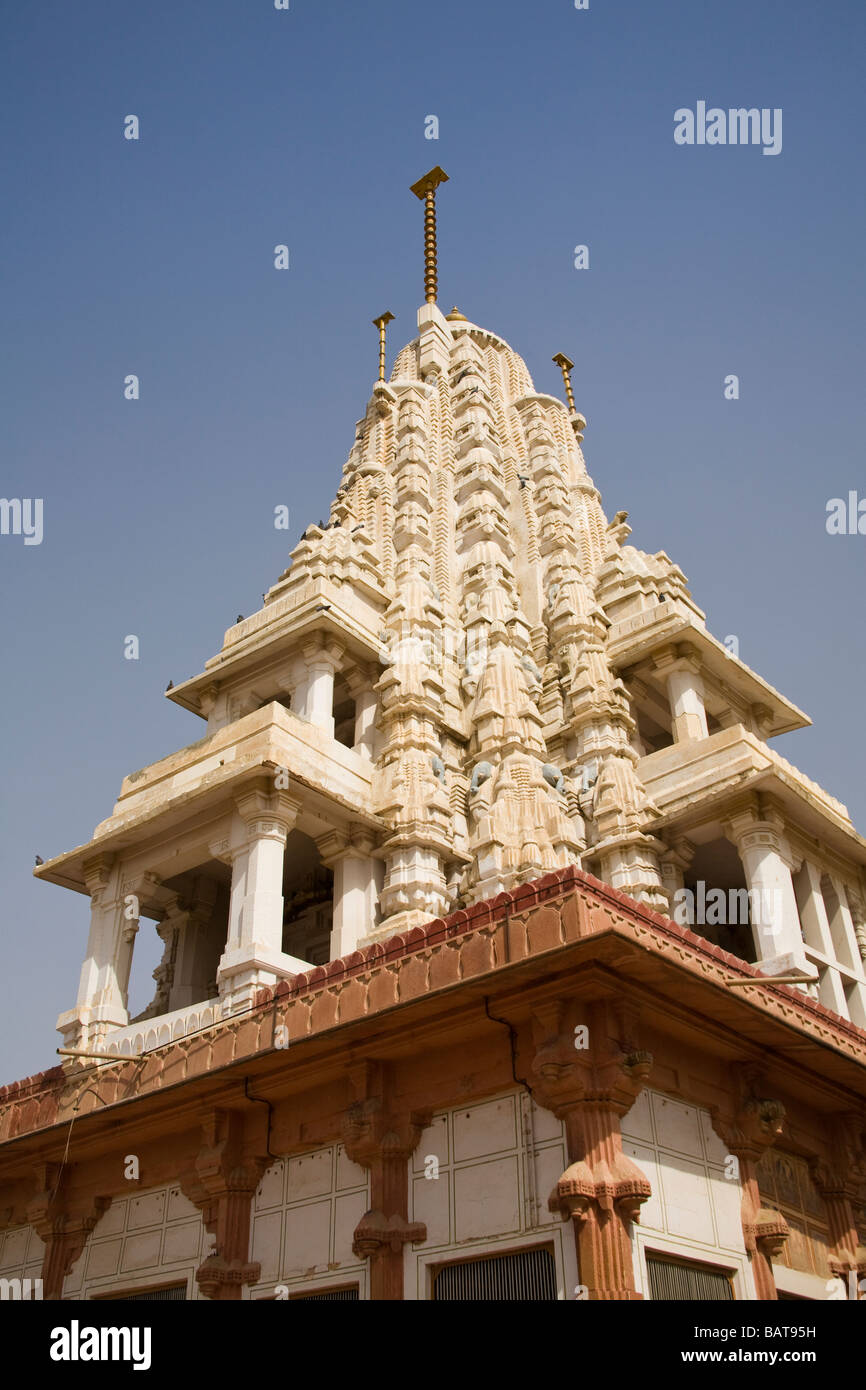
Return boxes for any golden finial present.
[552,352,577,414]
[372,311,395,382]
[410,167,449,304]
[446,306,467,322]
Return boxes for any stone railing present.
[99,998,223,1058]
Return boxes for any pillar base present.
[217,946,312,1014]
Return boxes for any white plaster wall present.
[0,1223,45,1295]
[404,1090,578,1300]
[622,1087,757,1299]
[63,1184,213,1300]
[250,1142,369,1299]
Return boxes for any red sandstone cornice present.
[2,867,865,1139]
[253,865,866,1048]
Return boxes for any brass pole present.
[410,166,449,304]
[372,311,395,382]
[552,352,577,413]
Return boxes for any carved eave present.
[610,611,810,738]
[642,739,866,869]
[33,706,384,896]
[167,590,387,717]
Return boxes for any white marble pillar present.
[664,662,708,743]
[316,829,380,958]
[56,856,130,1054]
[300,638,344,736]
[724,807,814,978]
[331,851,379,957]
[353,687,378,761]
[217,791,302,1013]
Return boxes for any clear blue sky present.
[2,0,864,1084]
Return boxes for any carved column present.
[27,1163,109,1300]
[217,787,303,1012]
[530,998,652,1300]
[300,636,344,735]
[181,1110,268,1301]
[811,1114,866,1289]
[341,1061,428,1300]
[56,853,129,1054]
[713,1065,789,1300]
[345,664,379,760]
[655,647,709,744]
[723,797,813,977]
[316,828,381,958]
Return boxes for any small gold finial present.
[410,166,449,304]
[446,306,467,322]
[372,311,395,382]
[552,352,577,414]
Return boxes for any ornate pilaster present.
[27,1163,109,1300]
[810,1114,866,1284]
[529,998,652,1299]
[181,1110,268,1301]
[712,1064,789,1300]
[340,1061,428,1300]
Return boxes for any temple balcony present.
[37,703,385,1059]
[609,607,809,740]
[103,700,377,844]
[639,723,857,841]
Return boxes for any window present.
[646,1254,734,1300]
[432,1246,556,1301]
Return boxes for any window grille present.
[646,1254,733,1301]
[291,1286,359,1301]
[99,1283,187,1301]
[432,1246,556,1301]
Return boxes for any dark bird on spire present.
[166,680,174,691]
[236,615,244,623]
[518,475,529,489]
[35,855,44,866]
[315,604,332,612]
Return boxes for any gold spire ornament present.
[372,311,395,382]
[410,166,449,304]
[552,352,577,414]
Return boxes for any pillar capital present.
[343,661,378,697]
[315,826,378,867]
[82,853,116,901]
[652,642,703,678]
[301,634,345,670]
[235,787,302,839]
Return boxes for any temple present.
[1,171,865,1303]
